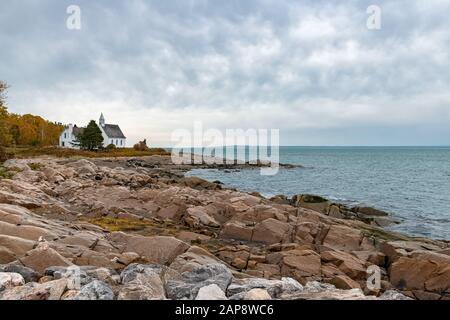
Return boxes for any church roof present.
[102,124,126,139]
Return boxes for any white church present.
[59,113,126,149]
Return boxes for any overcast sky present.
[1,0,450,146]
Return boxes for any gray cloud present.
[1,0,450,145]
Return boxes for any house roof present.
[102,124,126,139]
[72,125,85,136]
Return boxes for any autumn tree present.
[0,81,12,147]
[0,80,64,149]
[74,120,104,150]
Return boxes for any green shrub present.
[106,143,116,151]
[28,162,43,171]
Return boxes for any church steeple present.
[99,113,105,127]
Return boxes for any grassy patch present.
[5,146,170,159]
[28,162,43,171]
[81,216,154,232]
[0,166,14,179]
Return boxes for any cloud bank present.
[1,0,450,145]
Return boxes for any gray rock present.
[72,280,114,300]
[0,264,39,283]
[166,263,232,300]
[303,281,336,293]
[0,272,25,292]
[227,278,284,298]
[281,277,303,294]
[379,290,413,300]
[46,266,92,289]
[118,264,166,300]
[120,263,163,284]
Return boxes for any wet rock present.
[292,194,330,213]
[353,206,389,217]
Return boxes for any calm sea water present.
[186,146,450,241]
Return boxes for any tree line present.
[0,81,64,147]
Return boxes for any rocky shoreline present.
[0,155,448,300]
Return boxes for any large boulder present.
[252,218,292,244]
[109,233,190,265]
[72,280,114,300]
[220,221,253,242]
[0,282,51,300]
[0,221,56,241]
[19,244,73,274]
[170,246,221,273]
[0,265,39,283]
[0,272,25,291]
[320,250,367,279]
[118,264,166,300]
[323,225,362,252]
[279,249,322,284]
[185,206,220,228]
[195,284,227,300]
[389,251,450,296]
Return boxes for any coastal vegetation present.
[0,80,64,161]
[72,120,104,150]
[0,81,169,159]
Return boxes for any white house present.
[59,113,126,149]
